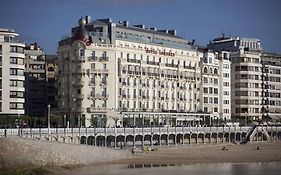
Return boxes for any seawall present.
[0,136,131,169]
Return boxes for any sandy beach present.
[108,141,281,165]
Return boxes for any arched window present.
[203,67,208,73]
[48,67,54,71]
[210,68,213,74]
[214,68,218,74]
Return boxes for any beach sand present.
[107,141,281,165]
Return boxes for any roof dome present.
[72,18,90,44]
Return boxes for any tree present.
[90,116,98,127]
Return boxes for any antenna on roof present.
[222,28,225,38]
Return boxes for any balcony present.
[94,94,109,99]
[127,58,141,63]
[99,56,109,62]
[87,107,107,113]
[88,56,98,61]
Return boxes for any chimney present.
[157,29,168,34]
[85,16,91,24]
[168,30,176,36]
[132,24,145,29]
[123,21,129,27]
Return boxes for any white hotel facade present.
[57,17,230,127]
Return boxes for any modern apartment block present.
[199,50,231,122]
[45,55,58,111]
[0,28,25,116]
[261,52,281,121]
[57,17,206,127]
[208,36,263,123]
[24,43,46,117]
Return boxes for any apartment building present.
[45,55,57,111]
[199,50,231,123]
[0,28,25,116]
[208,36,262,124]
[261,52,281,121]
[57,17,204,127]
[24,43,46,117]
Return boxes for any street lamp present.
[47,104,51,135]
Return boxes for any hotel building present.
[208,36,262,124]
[0,28,25,116]
[57,17,205,127]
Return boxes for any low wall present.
[0,136,131,169]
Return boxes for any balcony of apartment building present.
[92,93,109,99]
[87,107,107,113]
[100,79,107,85]
[90,69,108,74]
[146,60,160,66]
[88,55,98,61]
[183,65,195,70]
[98,54,109,62]
[127,57,141,64]
[165,63,178,68]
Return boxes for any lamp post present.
[47,104,51,135]
[64,115,66,128]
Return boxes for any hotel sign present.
[145,49,175,57]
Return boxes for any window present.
[223,64,229,69]
[214,78,218,85]
[214,88,218,95]
[91,63,95,70]
[209,87,213,94]
[209,97,213,103]
[10,91,24,98]
[204,77,208,83]
[204,107,208,112]
[10,46,24,53]
[10,68,24,76]
[10,102,24,109]
[214,107,218,112]
[102,51,107,58]
[204,97,208,103]
[10,57,17,64]
[223,82,230,87]
[214,68,218,74]
[203,67,208,73]
[204,87,208,93]
[103,63,107,69]
[10,68,17,75]
[223,73,229,78]
[209,57,212,64]
[79,49,84,57]
[10,80,24,87]
[102,100,107,107]
[224,109,230,113]
[214,97,218,104]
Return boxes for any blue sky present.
[0,0,280,54]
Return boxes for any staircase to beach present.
[241,125,257,144]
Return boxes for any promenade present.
[1,126,281,148]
